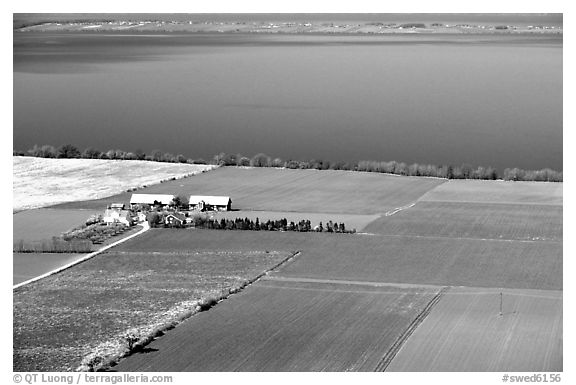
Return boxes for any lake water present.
[13,32,562,171]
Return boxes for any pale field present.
[418,179,562,205]
[387,287,562,371]
[12,156,215,211]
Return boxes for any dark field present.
[387,287,562,371]
[118,229,562,290]
[13,247,292,371]
[13,208,99,242]
[13,253,86,285]
[275,234,562,290]
[114,279,438,372]
[52,167,445,214]
[364,201,562,241]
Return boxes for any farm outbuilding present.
[189,195,232,211]
[130,193,175,209]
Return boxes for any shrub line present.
[14,147,562,182]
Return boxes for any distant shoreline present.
[15,20,562,36]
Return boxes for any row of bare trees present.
[15,145,562,182]
[16,144,207,164]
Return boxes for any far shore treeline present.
[14,144,562,182]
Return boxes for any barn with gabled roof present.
[130,193,175,208]
[189,195,232,211]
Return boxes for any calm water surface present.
[13,33,562,171]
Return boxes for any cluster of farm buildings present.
[103,193,232,227]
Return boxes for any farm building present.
[189,195,232,211]
[103,209,133,226]
[165,212,187,226]
[130,193,175,209]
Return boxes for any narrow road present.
[13,222,150,289]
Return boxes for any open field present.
[13,248,291,371]
[364,201,562,241]
[13,208,100,242]
[114,279,439,372]
[13,156,215,211]
[13,166,562,372]
[275,234,561,290]
[418,179,562,205]
[211,210,380,232]
[117,229,561,290]
[387,287,562,371]
[13,253,86,285]
[13,225,144,285]
[53,167,445,214]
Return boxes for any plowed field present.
[418,179,562,205]
[387,287,562,371]
[118,229,562,291]
[115,279,439,372]
[364,201,562,241]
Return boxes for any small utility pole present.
[499,292,503,316]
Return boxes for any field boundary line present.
[256,284,438,296]
[13,222,150,290]
[418,198,562,207]
[264,277,563,296]
[355,232,562,244]
[264,276,445,290]
[375,286,450,372]
[384,202,417,217]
